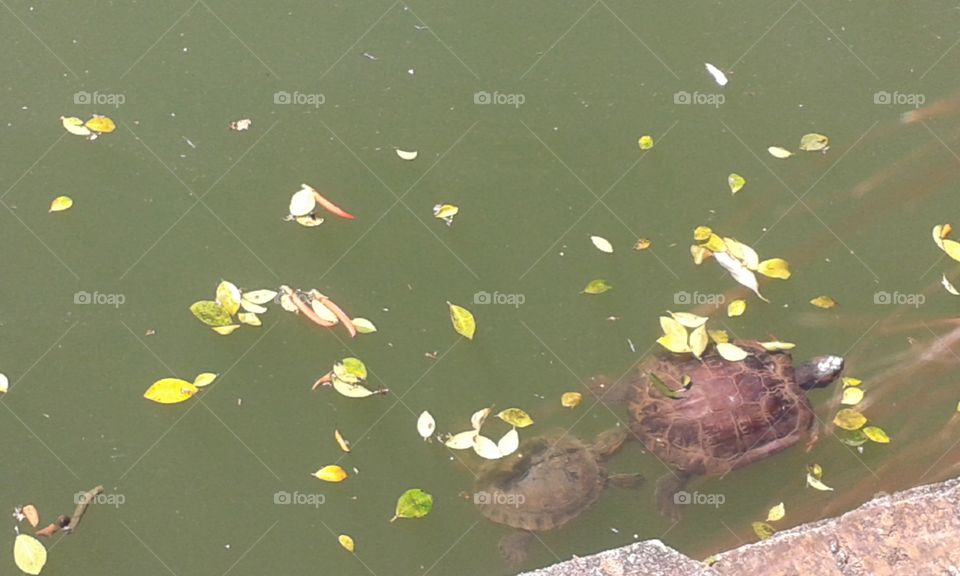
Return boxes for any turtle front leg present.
[499,530,534,569]
[655,471,691,522]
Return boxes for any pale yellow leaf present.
[943,239,960,263]
[445,430,478,449]
[332,378,376,398]
[728,173,746,194]
[841,387,864,406]
[727,299,746,317]
[144,378,198,404]
[810,295,837,309]
[417,411,436,439]
[351,318,377,333]
[862,426,890,443]
[759,341,795,351]
[14,534,47,575]
[497,408,534,428]
[238,312,261,326]
[669,311,709,328]
[338,534,355,552]
[757,258,791,279]
[216,281,242,316]
[313,465,348,482]
[242,289,278,305]
[806,474,834,491]
[192,372,217,388]
[766,502,785,522]
[561,392,582,408]
[211,325,241,335]
[448,302,476,340]
[768,146,793,159]
[833,408,867,430]
[335,429,351,452]
[49,196,73,212]
[689,324,708,359]
[716,342,748,361]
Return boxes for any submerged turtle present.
[598,340,843,519]
[474,428,643,568]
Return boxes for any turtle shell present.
[474,435,605,532]
[627,340,814,475]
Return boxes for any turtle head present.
[796,355,844,390]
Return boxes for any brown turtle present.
[474,428,643,568]
[598,340,843,519]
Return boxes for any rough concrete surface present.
[519,475,960,576]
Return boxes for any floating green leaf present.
[333,357,367,384]
[839,429,868,447]
[391,488,433,522]
[190,300,233,327]
[582,279,612,295]
[649,372,684,399]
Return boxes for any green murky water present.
[2,1,960,574]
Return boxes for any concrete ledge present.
[520,475,960,576]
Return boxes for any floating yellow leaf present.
[690,244,711,265]
[61,115,91,136]
[841,387,864,406]
[242,289,278,305]
[582,279,612,295]
[862,426,890,443]
[727,299,746,317]
[841,377,862,387]
[332,378,376,398]
[211,325,241,335]
[714,252,768,302]
[799,133,829,151]
[590,235,614,253]
[633,238,651,251]
[433,204,459,220]
[806,474,834,491]
[693,226,713,241]
[85,115,116,133]
[351,318,377,334]
[810,296,837,309]
[338,534,355,552]
[638,135,654,150]
[144,378,198,404]
[417,411,436,440]
[708,330,729,344]
[943,239,960,263]
[313,465,348,482]
[704,233,727,253]
[192,372,217,388]
[14,534,47,575]
[759,341,795,351]
[833,408,867,430]
[444,430,478,449]
[716,342,748,361]
[216,281,242,316]
[561,392,582,408]
[293,214,324,227]
[751,521,776,540]
[766,502,785,522]
[689,324,708,359]
[473,434,502,459]
[447,302,476,340]
[669,312,709,328]
[237,312,261,326]
[657,316,690,353]
[757,258,791,279]
[728,173,746,194]
[767,146,793,159]
[239,299,267,314]
[497,428,519,456]
[335,429,351,452]
[725,238,759,270]
[49,195,73,212]
[497,408,534,428]
[933,224,950,250]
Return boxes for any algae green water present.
[2,1,959,574]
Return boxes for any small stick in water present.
[67,485,104,533]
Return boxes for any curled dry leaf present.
[22,505,39,528]
[497,408,534,428]
[561,392,582,408]
[335,429,351,452]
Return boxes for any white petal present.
[417,411,436,439]
[704,63,728,86]
[473,435,502,459]
[590,235,614,254]
[445,430,478,450]
[497,428,519,456]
